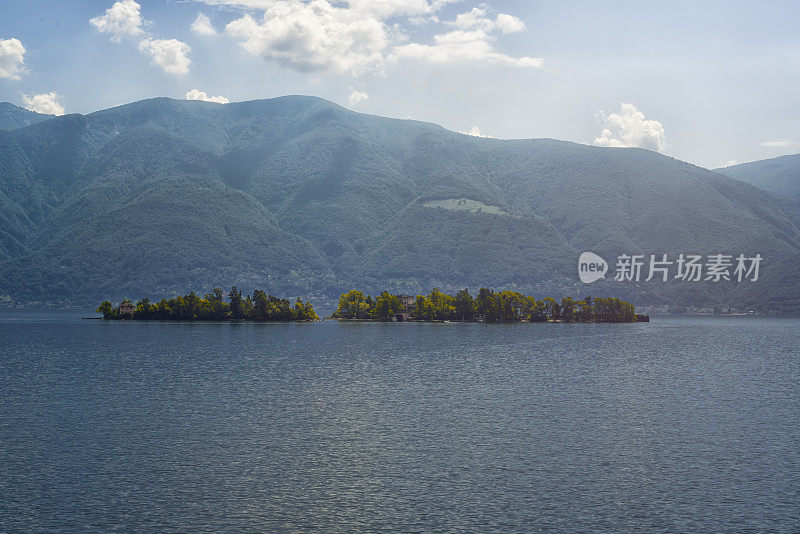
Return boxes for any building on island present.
[119,301,135,318]
[394,295,416,321]
[398,295,415,308]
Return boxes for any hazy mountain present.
[1,96,799,311]
[0,103,52,131]
[717,154,800,196]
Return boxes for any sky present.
[1,0,799,169]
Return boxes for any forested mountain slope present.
[0,102,51,131]
[718,154,800,197]
[1,96,798,311]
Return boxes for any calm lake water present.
[1,312,798,532]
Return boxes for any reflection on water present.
[1,312,798,532]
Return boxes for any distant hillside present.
[1,96,799,312]
[0,102,52,131]
[717,154,800,196]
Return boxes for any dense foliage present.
[97,287,318,321]
[332,288,641,323]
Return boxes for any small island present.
[97,287,319,321]
[332,288,648,323]
[97,287,647,324]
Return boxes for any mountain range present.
[1,96,799,312]
[717,154,800,197]
[0,102,51,132]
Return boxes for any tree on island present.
[229,287,244,321]
[97,300,115,318]
[454,289,474,321]
[474,288,496,321]
[97,287,319,322]
[529,299,548,322]
[561,297,577,323]
[331,288,644,323]
[373,292,402,321]
[336,290,372,319]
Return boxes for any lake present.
[1,312,798,532]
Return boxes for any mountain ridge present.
[0,102,53,131]
[717,153,800,196]
[1,96,799,311]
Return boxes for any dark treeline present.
[97,287,319,321]
[332,288,644,323]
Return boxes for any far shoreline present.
[329,317,650,324]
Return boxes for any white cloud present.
[91,2,191,75]
[206,0,536,73]
[461,125,493,138]
[186,88,230,103]
[192,0,279,8]
[393,29,543,68]
[451,7,492,30]
[760,139,796,147]
[225,2,389,74]
[594,103,666,152]
[0,38,27,80]
[138,38,192,74]
[408,14,439,25]
[191,13,217,36]
[449,7,525,34]
[197,0,455,17]
[394,6,537,68]
[347,90,368,106]
[22,92,65,116]
[345,0,456,18]
[495,13,526,34]
[90,0,146,42]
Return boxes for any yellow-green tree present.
[429,288,456,320]
[529,299,548,322]
[543,297,561,320]
[577,297,594,322]
[335,290,372,319]
[294,298,319,321]
[474,287,496,321]
[560,297,577,322]
[454,289,474,321]
[96,300,114,318]
[229,287,244,320]
[373,292,402,320]
[412,295,433,321]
